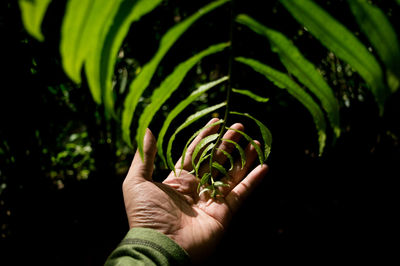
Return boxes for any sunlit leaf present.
[220,139,246,169]
[85,0,162,109]
[157,77,228,166]
[136,43,228,157]
[237,14,340,137]
[216,148,234,171]
[236,57,327,155]
[213,181,229,187]
[18,0,52,42]
[167,102,227,173]
[226,127,264,164]
[212,162,228,176]
[230,111,272,159]
[348,0,400,92]
[179,120,224,173]
[280,0,388,114]
[232,88,270,103]
[122,0,229,147]
[199,173,211,188]
[194,145,213,177]
[192,134,219,172]
[199,185,212,196]
[61,0,113,84]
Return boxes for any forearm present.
[105,227,190,266]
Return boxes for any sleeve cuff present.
[106,227,190,265]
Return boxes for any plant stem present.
[208,0,236,180]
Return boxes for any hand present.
[122,118,268,262]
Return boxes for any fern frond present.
[135,43,229,158]
[232,88,269,103]
[18,0,52,42]
[225,127,264,165]
[211,162,228,176]
[348,0,400,92]
[237,14,340,138]
[85,0,162,110]
[157,77,228,166]
[61,0,117,85]
[166,102,227,173]
[198,173,212,193]
[236,57,327,155]
[194,144,214,177]
[122,0,230,147]
[179,120,224,173]
[216,148,234,171]
[220,139,246,169]
[230,111,272,160]
[280,0,388,114]
[191,134,219,174]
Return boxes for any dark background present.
[1,0,398,265]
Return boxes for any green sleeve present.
[105,227,191,266]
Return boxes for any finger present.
[175,118,220,171]
[220,140,260,195]
[126,129,157,182]
[225,164,268,213]
[198,123,244,177]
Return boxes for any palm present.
[123,119,268,262]
[125,170,231,260]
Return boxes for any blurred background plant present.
[1,0,399,264]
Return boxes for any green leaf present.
[199,186,212,196]
[213,181,230,187]
[230,111,272,160]
[166,102,227,173]
[232,88,270,103]
[226,127,264,164]
[212,162,228,177]
[85,0,162,109]
[61,0,105,84]
[220,139,246,169]
[199,173,211,187]
[157,77,228,166]
[18,0,52,41]
[279,0,388,114]
[237,14,340,137]
[122,0,230,147]
[191,134,219,171]
[136,43,229,157]
[194,146,213,177]
[211,189,221,198]
[236,57,327,155]
[198,173,212,192]
[348,0,400,92]
[216,148,234,171]
[179,120,224,173]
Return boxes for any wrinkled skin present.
[122,118,268,263]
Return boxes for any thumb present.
[127,129,157,182]
[225,164,268,213]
